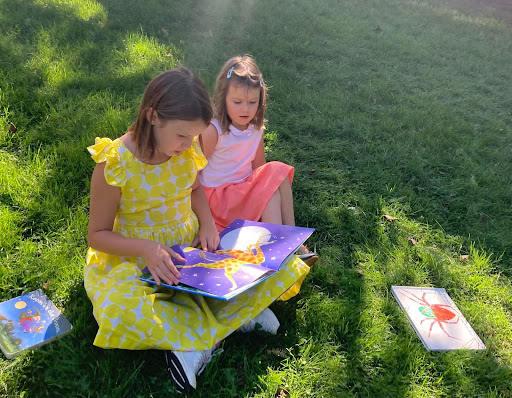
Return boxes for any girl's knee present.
[278,178,292,193]
[271,188,281,200]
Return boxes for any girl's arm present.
[191,176,219,251]
[87,162,183,285]
[251,135,266,170]
[199,123,218,159]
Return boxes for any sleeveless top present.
[199,119,262,188]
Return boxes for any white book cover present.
[391,286,485,351]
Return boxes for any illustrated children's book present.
[140,219,315,300]
[0,289,73,359]
[391,286,485,351]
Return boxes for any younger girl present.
[200,55,298,231]
[85,67,309,393]
[200,56,317,264]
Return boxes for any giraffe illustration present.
[216,234,275,264]
[177,234,275,291]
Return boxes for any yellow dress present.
[84,137,310,351]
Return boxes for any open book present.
[140,219,315,300]
[391,286,485,351]
[0,289,73,359]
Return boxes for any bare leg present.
[261,178,296,226]
[271,179,318,265]
[277,178,295,226]
[261,179,296,225]
[260,189,283,224]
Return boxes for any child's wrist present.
[204,220,215,228]
[199,218,216,229]
[134,238,155,258]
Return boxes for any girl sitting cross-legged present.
[84,67,310,393]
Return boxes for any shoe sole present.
[298,253,319,267]
[165,352,193,394]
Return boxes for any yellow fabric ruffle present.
[189,139,208,172]
[87,137,125,187]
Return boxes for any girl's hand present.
[192,222,219,252]
[141,241,185,286]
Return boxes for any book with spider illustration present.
[0,289,73,359]
[391,286,485,351]
[139,219,315,300]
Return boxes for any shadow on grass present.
[354,203,512,397]
[270,181,512,397]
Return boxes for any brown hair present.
[213,55,267,134]
[129,67,213,161]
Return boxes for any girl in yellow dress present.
[85,67,309,393]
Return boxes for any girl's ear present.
[146,107,159,125]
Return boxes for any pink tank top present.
[199,120,262,188]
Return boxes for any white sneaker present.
[166,346,222,393]
[238,308,280,335]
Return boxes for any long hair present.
[130,67,213,161]
[213,55,267,134]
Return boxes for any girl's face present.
[225,84,260,130]
[152,117,207,160]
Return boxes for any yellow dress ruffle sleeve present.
[190,138,208,171]
[87,137,126,187]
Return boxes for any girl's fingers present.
[161,252,181,280]
[150,264,172,286]
[190,234,204,249]
[201,237,208,253]
[205,235,218,253]
[168,263,181,280]
[152,272,162,286]
[158,262,180,285]
[166,246,185,263]
[191,236,200,248]
[211,236,220,251]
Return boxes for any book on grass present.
[140,219,315,300]
[0,289,73,359]
[391,286,485,351]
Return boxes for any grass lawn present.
[1,0,511,396]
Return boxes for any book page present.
[218,219,315,271]
[139,219,315,300]
[165,246,274,298]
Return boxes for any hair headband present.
[227,66,264,87]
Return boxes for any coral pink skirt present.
[203,161,294,231]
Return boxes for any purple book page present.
[170,246,273,298]
[217,219,315,271]
[139,219,315,299]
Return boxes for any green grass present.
[1,0,511,396]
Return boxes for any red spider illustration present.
[399,290,460,340]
